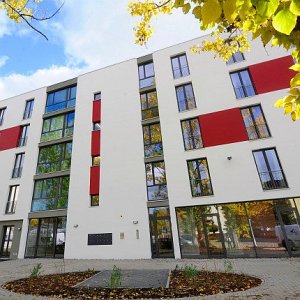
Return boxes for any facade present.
[0,36,300,260]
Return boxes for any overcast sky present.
[0,0,206,100]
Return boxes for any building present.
[0,36,299,260]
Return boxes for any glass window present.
[45,86,77,113]
[145,161,168,201]
[23,99,34,119]
[18,124,30,147]
[171,54,190,79]
[37,142,72,174]
[176,83,196,112]
[241,105,270,140]
[138,62,155,89]
[5,185,19,214]
[94,92,101,101]
[181,118,203,150]
[12,153,24,178]
[0,107,6,126]
[140,91,159,120]
[143,123,163,157]
[226,41,245,64]
[41,112,75,142]
[32,177,69,211]
[253,148,288,190]
[230,70,256,98]
[0,226,14,257]
[91,195,99,206]
[92,156,100,166]
[93,122,101,131]
[187,158,213,197]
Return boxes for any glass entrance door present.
[0,226,14,257]
[202,214,226,257]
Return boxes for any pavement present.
[0,258,299,299]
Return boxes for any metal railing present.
[259,170,288,190]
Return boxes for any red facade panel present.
[199,108,248,147]
[91,130,101,156]
[90,166,100,195]
[0,126,21,151]
[92,100,101,123]
[249,56,295,94]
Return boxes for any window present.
[94,92,101,101]
[145,161,168,201]
[143,123,163,157]
[226,41,245,64]
[5,185,19,214]
[32,177,69,211]
[138,62,155,89]
[0,107,6,126]
[140,90,159,120]
[176,83,196,112]
[92,156,100,166]
[41,112,75,142]
[91,195,99,206]
[253,148,288,190]
[181,118,203,150]
[45,86,76,113]
[93,122,101,131]
[0,226,14,257]
[12,153,24,178]
[37,142,72,174]
[187,158,213,197]
[23,99,34,119]
[230,70,256,98]
[18,124,30,147]
[241,105,270,140]
[171,54,190,79]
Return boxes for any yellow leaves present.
[223,0,239,23]
[201,0,222,26]
[290,64,300,72]
[290,73,300,87]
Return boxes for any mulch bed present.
[3,269,261,299]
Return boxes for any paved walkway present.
[0,258,299,299]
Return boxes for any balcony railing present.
[259,170,288,190]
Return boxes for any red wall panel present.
[0,126,21,151]
[90,166,100,195]
[92,100,101,123]
[91,130,101,156]
[249,56,295,94]
[199,108,248,147]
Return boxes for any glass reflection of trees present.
[143,123,163,157]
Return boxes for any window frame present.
[181,118,203,150]
[175,83,196,112]
[140,90,159,120]
[5,185,19,214]
[171,53,190,79]
[12,153,25,178]
[23,99,34,120]
[143,123,163,158]
[18,124,30,147]
[0,107,6,126]
[138,61,155,89]
[90,195,99,206]
[230,69,256,99]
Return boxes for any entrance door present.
[277,208,300,256]
[0,226,14,258]
[202,214,226,257]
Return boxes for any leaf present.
[289,87,300,95]
[261,29,273,46]
[290,73,300,87]
[223,0,239,23]
[256,0,279,23]
[272,8,297,35]
[182,3,191,14]
[274,98,284,107]
[290,0,300,16]
[201,0,222,26]
[192,6,201,19]
[290,64,300,71]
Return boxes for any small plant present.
[183,264,199,278]
[223,259,233,273]
[108,265,122,288]
[30,263,42,278]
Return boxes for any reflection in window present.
[143,123,163,157]
[226,41,245,64]
[23,99,34,119]
[0,107,6,126]
[241,105,270,140]
[12,153,24,178]
[92,156,100,166]
[18,124,30,147]
[253,148,288,190]
[91,195,99,206]
[93,122,101,131]
[145,161,168,201]
[31,176,69,211]
[171,54,190,79]
[140,91,159,120]
[230,70,256,98]
[176,83,196,112]
[181,118,203,150]
[94,92,101,101]
[5,185,19,214]
[139,62,155,89]
[187,158,213,197]
[41,112,75,142]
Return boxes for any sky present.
[0,0,205,100]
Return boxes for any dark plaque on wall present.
[88,233,112,245]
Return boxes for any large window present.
[230,69,256,98]
[45,86,76,113]
[41,112,74,142]
[37,142,72,174]
[23,99,34,119]
[187,158,213,197]
[138,62,155,89]
[32,176,69,211]
[171,54,190,79]
[176,83,196,112]
[241,105,270,140]
[181,118,203,150]
[18,124,30,147]
[145,161,168,201]
[253,148,288,190]
[140,90,159,120]
[5,185,19,214]
[0,107,6,126]
[143,123,163,157]
[12,153,24,178]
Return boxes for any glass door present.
[0,226,14,257]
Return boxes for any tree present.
[0,0,62,40]
[129,0,300,121]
